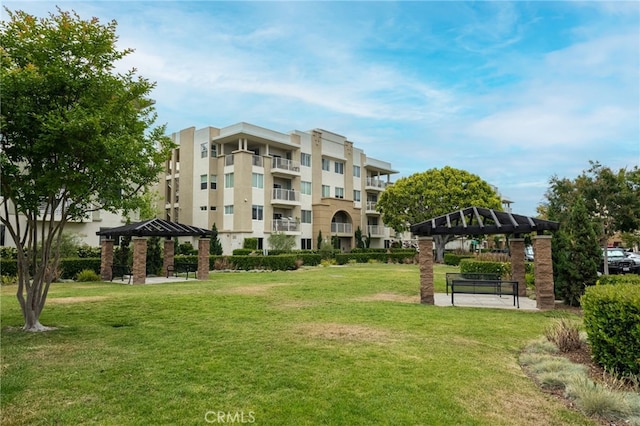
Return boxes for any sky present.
[4,1,639,217]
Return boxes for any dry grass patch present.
[47,296,109,304]
[215,283,292,296]
[294,322,396,343]
[355,292,419,304]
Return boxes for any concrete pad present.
[434,292,538,311]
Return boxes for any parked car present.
[600,248,640,274]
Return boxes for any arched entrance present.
[331,210,353,252]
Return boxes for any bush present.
[545,319,582,353]
[460,259,510,278]
[76,269,100,282]
[177,242,197,255]
[0,247,18,260]
[243,238,258,250]
[1,259,18,276]
[582,284,640,376]
[77,245,101,258]
[59,258,101,279]
[334,252,416,265]
[597,275,640,286]
[232,249,255,256]
[444,253,474,266]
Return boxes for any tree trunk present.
[433,235,452,263]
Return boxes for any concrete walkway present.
[434,292,538,311]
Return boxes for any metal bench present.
[111,264,132,284]
[449,278,519,308]
[167,262,198,279]
[445,272,502,295]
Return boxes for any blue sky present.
[5,1,639,216]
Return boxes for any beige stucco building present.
[159,122,397,254]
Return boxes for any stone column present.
[163,239,175,277]
[418,236,434,305]
[198,238,210,280]
[533,235,554,310]
[132,237,147,285]
[510,238,527,297]
[100,239,114,281]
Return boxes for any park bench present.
[111,264,132,284]
[445,272,519,308]
[166,262,198,279]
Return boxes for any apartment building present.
[159,122,397,254]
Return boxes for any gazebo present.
[96,219,213,284]
[410,207,560,310]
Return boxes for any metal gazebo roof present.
[96,218,213,238]
[409,206,560,237]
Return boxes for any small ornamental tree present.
[0,8,174,330]
[268,232,295,252]
[209,223,223,255]
[555,197,601,306]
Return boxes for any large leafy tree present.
[0,8,174,331]
[544,162,640,274]
[376,166,502,262]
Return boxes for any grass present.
[1,263,594,425]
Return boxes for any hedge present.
[335,252,417,265]
[596,274,640,286]
[581,284,640,376]
[459,259,510,278]
[0,258,101,280]
[1,259,18,276]
[443,254,474,266]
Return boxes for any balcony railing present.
[366,201,377,212]
[365,177,388,189]
[367,225,384,236]
[252,155,263,167]
[272,188,299,202]
[272,219,299,232]
[272,157,300,173]
[225,155,234,166]
[331,222,353,234]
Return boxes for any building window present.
[334,161,344,174]
[200,142,208,158]
[335,187,344,199]
[353,165,361,177]
[384,240,391,249]
[301,238,312,250]
[301,210,312,223]
[225,173,234,188]
[301,181,312,195]
[211,143,218,158]
[210,206,217,210]
[200,174,207,190]
[200,206,207,211]
[300,153,311,167]
[224,205,234,215]
[354,190,361,202]
[321,158,330,171]
[210,175,217,190]
[252,205,264,220]
[252,173,264,189]
[322,185,330,197]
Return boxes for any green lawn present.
[1,263,592,425]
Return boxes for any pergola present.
[410,206,560,310]
[96,218,213,284]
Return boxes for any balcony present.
[271,188,300,206]
[252,155,263,167]
[225,155,234,166]
[272,219,299,233]
[365,201,378,214]
[367,225,384,236]
[365,177,389,191]
[331,222,352,235]
[272,157,300,177]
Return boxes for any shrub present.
[597,275,640,286]
[582,284,640,376]
[59,258,101,279]
[77,245,101,258]
[233,249,255,256]
[76,269,100,282]
[1,259,18,276]
[460,259,510,278]
[1,275,18,286]
[177,241,197,255]
[545,319,582,353]
[0,246,18,259]
[565,376,632,419]
[243,238,258,250]
[443,253,473,266]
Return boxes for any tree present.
[376,166,502,262]
[553,197,600,306]
[0,8,174,331]
[544,162,640,274]
[209,223,223,255]
[354,226,365,249]
[268,232,295,251]
[146,236,163,276]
